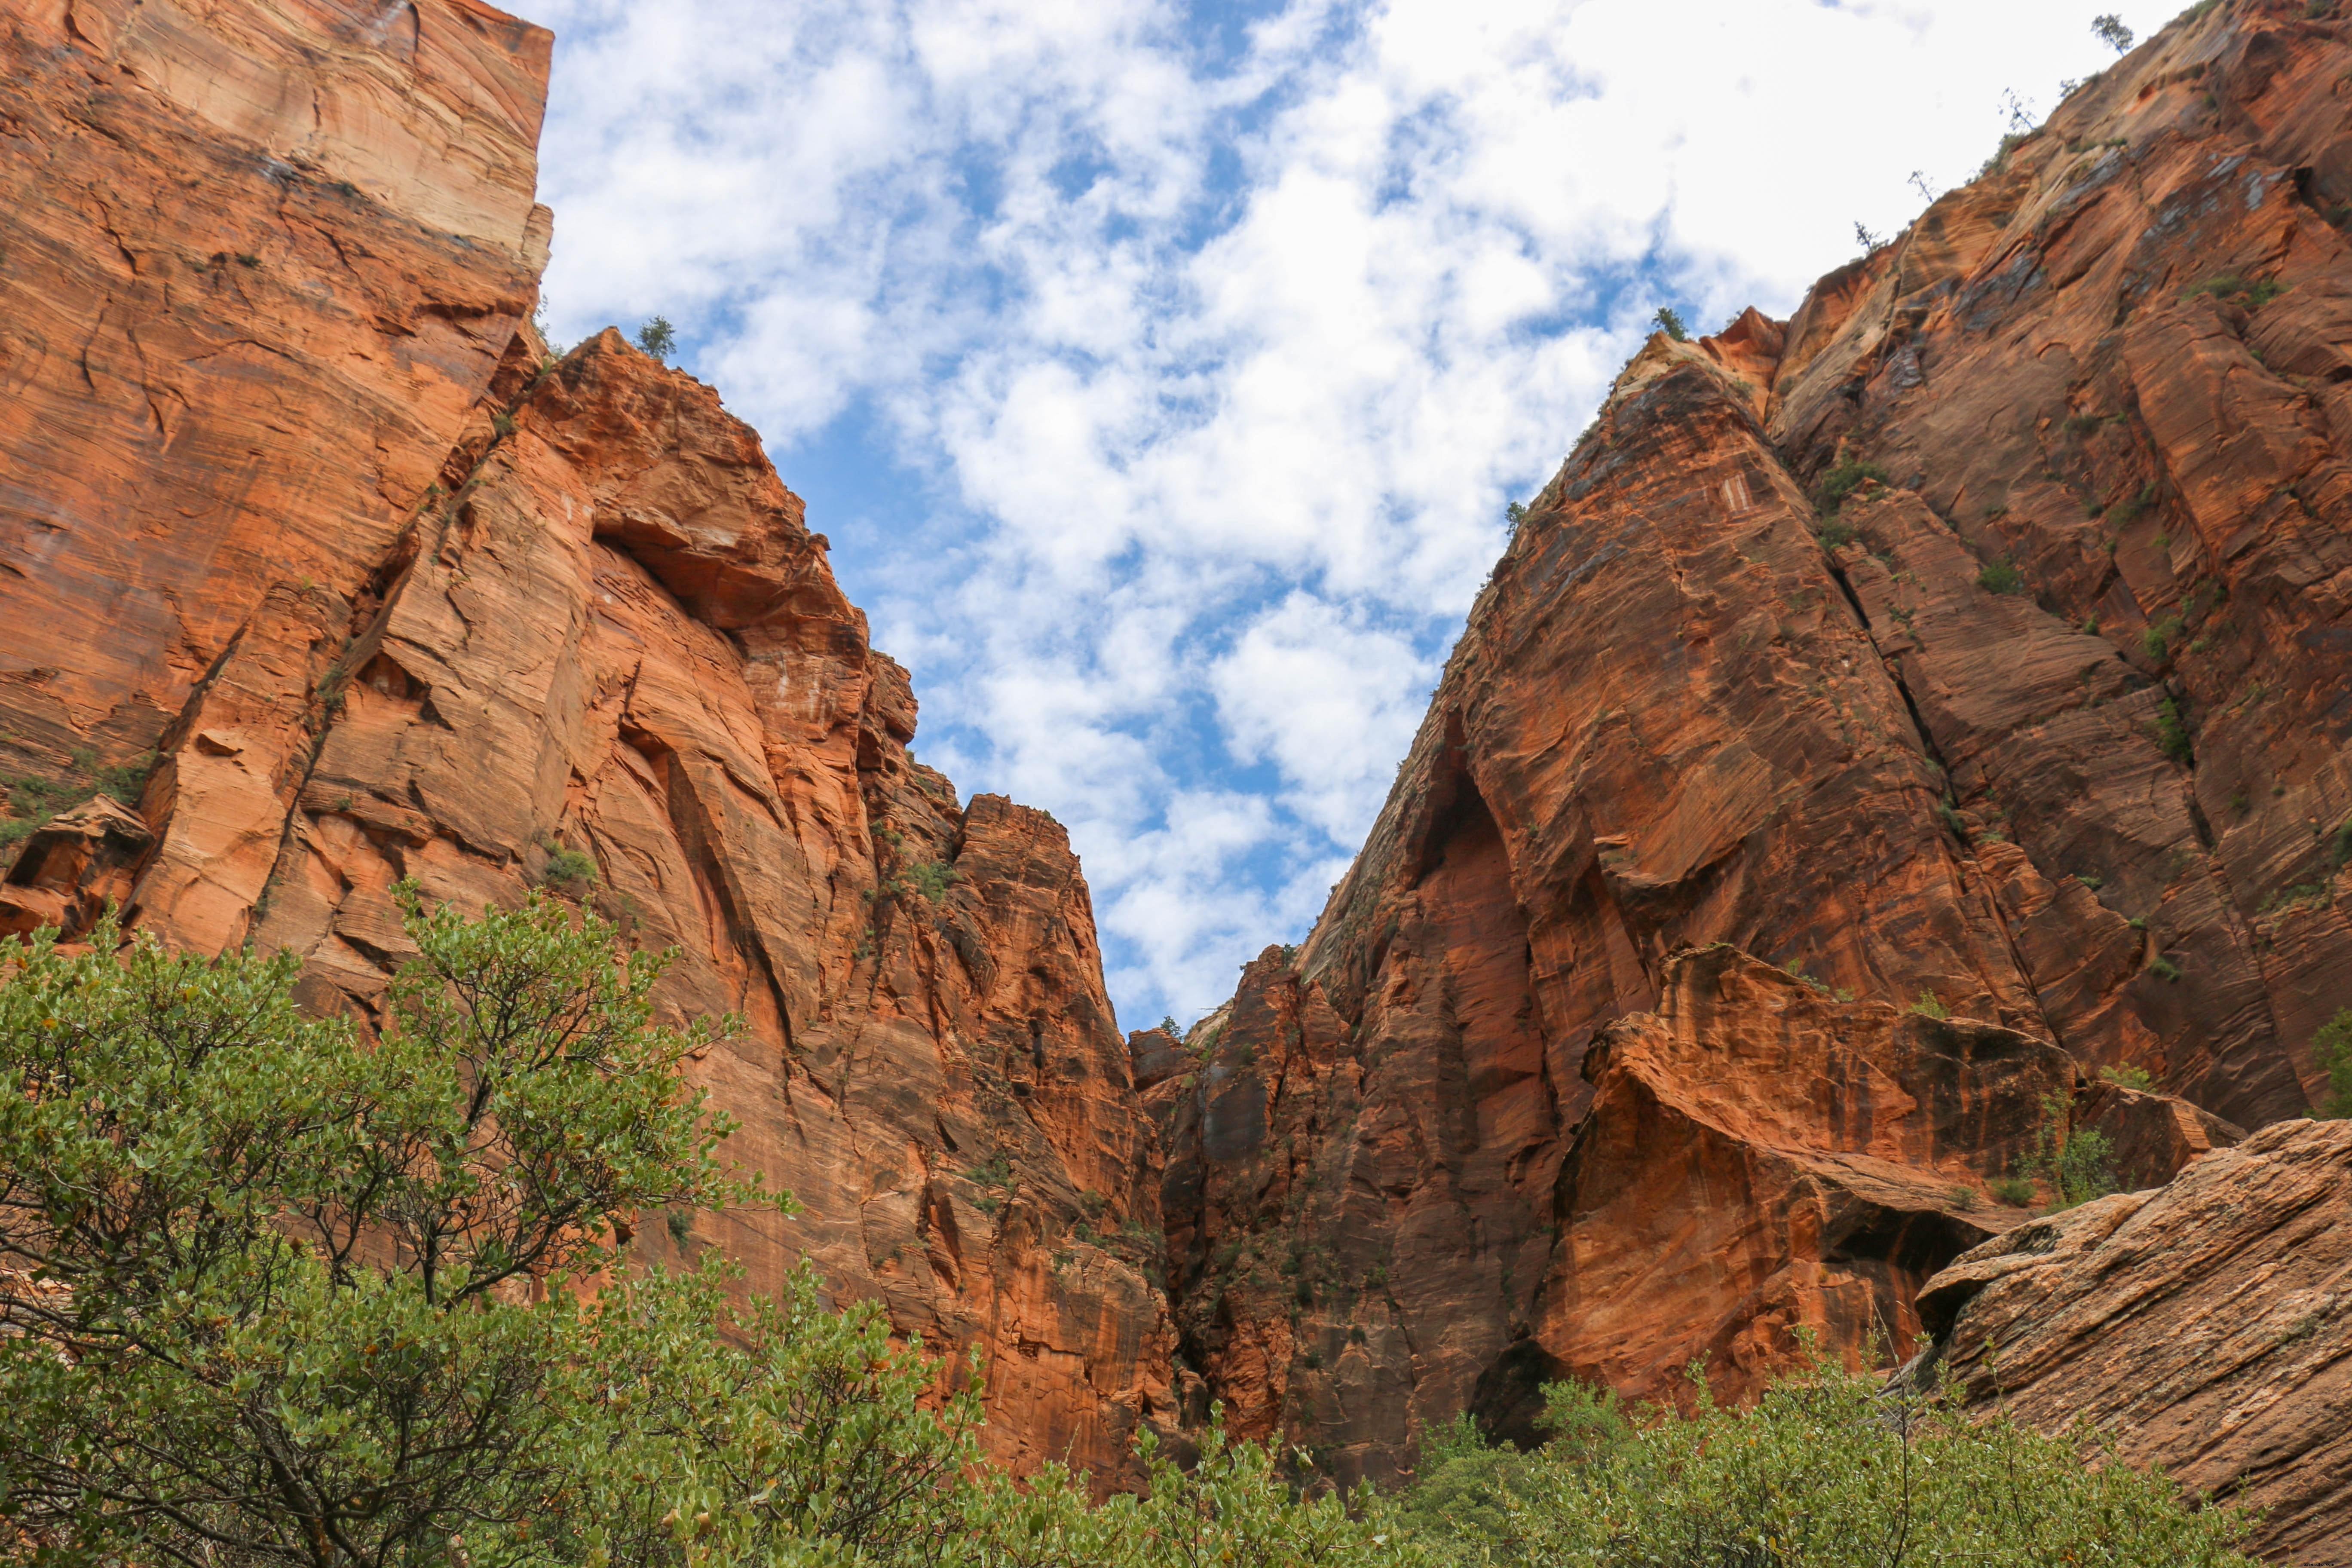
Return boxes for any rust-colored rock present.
[1158,0,2352,1488]
[0,5,1173,1482]
[1914,1119,2352,1567]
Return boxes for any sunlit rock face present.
[0,0,1176,1486]
[1916,1117,2352,1568]
[1154,0,2352,1489]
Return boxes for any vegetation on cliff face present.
[0,908,2256,1566]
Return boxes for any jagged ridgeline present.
[0,1,2348,1566]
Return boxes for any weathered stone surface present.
[0,7,1174,1483]
[0,0,550,931]
[1158,0,2352,1487]
[1915,1119,2352,1567]
[245,331,1179,1482]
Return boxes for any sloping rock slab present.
[1917,1119,2352,1566]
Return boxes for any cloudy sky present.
[525,0,2176,1029]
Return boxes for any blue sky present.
[523,0,2176,1029]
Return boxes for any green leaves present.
[1387,1357,2259,1567]
[0,891,780,1567]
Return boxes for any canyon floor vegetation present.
[0,901,2260,1567]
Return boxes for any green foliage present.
[1989,1173,2039,1207]
[1389,1356,2257,1566]
[2029,1093,2119,1209]
[1814,458,1890,518]
[1975,557,2025,595]
[2144,614,2185,664]
[2112,479,2157,525]
[2186,275,2286,309]
[1816,515,1857,549]
[2092,12,2135,52]
[1981,131,2030,177]
[2150,954,2183,983]
[1651,306,1688,342]
[2156,696,2194,765]
[0,892,767,1567]
[1907,991,1951,1020]
[888,860,960,902]
[2314,1008,2352,1117]
[1504,500,1528,531]
[2100,1063,2156,1091]
[637,314,679,362]
[2330,817,2352,870]
[540,841,600,893]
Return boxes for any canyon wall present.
[1151,0,2352,1511]
[0,0,1175,1484]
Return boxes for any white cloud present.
[525,0,2179,1026]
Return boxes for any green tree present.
[0,892,765,1567]
[1651,306,1688,342]
[2093,13,2136,53]
[637,316,678,363]
[1388,1357,2257,1567]
[2315,1007,2352,1117]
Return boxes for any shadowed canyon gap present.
[2,0,2351,1556]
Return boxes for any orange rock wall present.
[0,4,1174,1483]
[1155,0,2352,1488]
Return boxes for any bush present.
[2156,697,2193,765]
[0,894,766,1565]
[1907,990,1951,1020]
[1815,458,1890,517]
[540,841,599,892]
[1389,1356,2257,1566]
[2315,1008,2352,1117]
[1976,557,2025,594]
[1989,1173,2039,1207]
[2031,1092,2119,1208]
[2100,1063,2156,1090]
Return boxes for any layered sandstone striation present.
[1913,1118,2352,1566]
[0,2,1173,1481]
[1155,0,2352,1488]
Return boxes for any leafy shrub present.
[1390,1356,2257,1566]
[1816,515,1857,549]
[2030,1092,2119,1208]
[0,894,765,1566]
[2150,954,2183,983]
[1907,990,1951,1020]
[1814,458,1890,517]
[2314,1008,2352,1117]
[539,842,599,893]
[1989,1173,2039,1207]
[2100,1063,2156,1091]
[1977,557,2025,594]
[2156,697,2193,765]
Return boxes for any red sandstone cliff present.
[0,0,1173,1483]
[1152,0,2352,1496]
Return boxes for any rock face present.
[1155,0,2352,1488]
[0,2,1173,1482]
[1914,1119,2352,1567]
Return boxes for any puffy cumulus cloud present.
[525,0,2177,1026]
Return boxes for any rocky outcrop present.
[1155,0,2352,1488]
[1913,1119,2352,1567]
[0,2,1174,1482]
